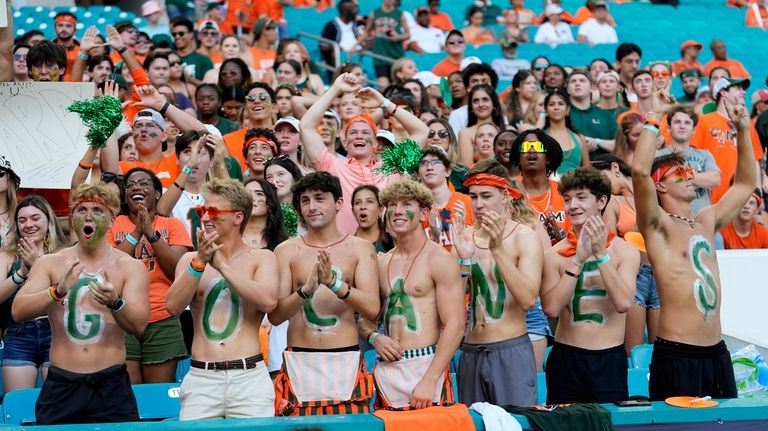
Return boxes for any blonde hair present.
[380,180,433,209]
[390,57,416,84]
[522,91,547,126]
[203,178,254,233]
[613,113,644,165]
[69,182,121,216]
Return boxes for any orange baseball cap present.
[680,40,703,51]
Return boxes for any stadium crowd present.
[0,0,767,425]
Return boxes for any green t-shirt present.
[179,52,213,81]
[465,4,503,26]
[569,103,618,141]
[371,8,405,66]
[215,117,240,136]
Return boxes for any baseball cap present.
[592,0,608,8]
[323,110,341,128]
[376,130,396,147]
[198,20,219,32]
[274,116,301,133]
[151,33,174,49]
[597,70,620,84]
[252,17,278,37]
[679,40,703,51]
[712,77,750,98]
[414,71,441,87]
[206,0,226,11]
[141,0,162,17]
[0,155,21,189]
[751,89,768,105]
[133,109,166,130]
[679,69,701,79]
[204,124,223,137]
[460,56,481,71]
[695,85,711,100]
[545,4,564,16]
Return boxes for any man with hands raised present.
[300,72,430,233]
[452,160,542,406]
[12,183,149,424]
[633,90,753,400]
[541,167,639,404]
[166,179,279,419]
[358,180,465,410]
[270,172,380,416]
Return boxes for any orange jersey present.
[703,58,751,79]
[690,112,763,203]
[223,0,258,31]
[429,12,455,31]
[119,154,180,189]
[223,128,249,169]
[248,47,277,81]
[524,179,572,234]
[107,215,192,322]
[721,222,768,249]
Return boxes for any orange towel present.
[374,404,476,431]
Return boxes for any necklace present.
[300,233,349,249]
[666,212,696,228]
[472,221,515,249]
[387,238,428,292]
[76,246,112,277]
[525,187,551,214]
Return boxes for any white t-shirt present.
[168,189,205,238]
[533,22,574,46]
[491,58,532,81]
[335,17,357,52]
[577,19,618,45]
[409,24,445,53]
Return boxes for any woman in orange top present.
[462,6,497,47]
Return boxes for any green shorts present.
[125,316,189,365]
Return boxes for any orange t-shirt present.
[721,222,768,249]
[429,12,455,31]
[107,215,193,323]
[746,4,768,27]
[223,0,258,31]
[248,47,277,81]
[55,40,80,82]
[223,128,249,169]
[571,6,617,25]
[119,154,180,189]
[432,58,461,78]
[690,112,763,203]
[703,59,751,79]
[110,50,146,70]
[524,179,572,234]
[671,59,704,76]
[252,0,285,23]
[373,404,474,431]
[421,192,475,252]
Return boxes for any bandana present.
[55,15,77,25]
[651,163,681,183]
[557,229,616,257]
[343,114,378,138]
[753,192,763,208]
[463,173,522,199]
[245,136,278,156]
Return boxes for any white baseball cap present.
[376,130,396,147]
[274,116,301,132]
[460,56,482,71]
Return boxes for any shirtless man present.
[358,180,465,410]
[633,90,753,400]
[541,167,639,404]
[270,172,380,416]
[166,178,279,419]
[12,183,149,424]
[452,160,542,406]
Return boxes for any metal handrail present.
[297,31,341,69]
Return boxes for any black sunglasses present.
[101,172,125,185]
[171,31,187,38]
[428,129,449,139]
[169,60,182,66]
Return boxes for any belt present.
[190,354,263,371]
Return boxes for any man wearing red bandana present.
[452,160,542,407]
[632,89,752,401]
[541,166,639,404]
[52,12,80,82]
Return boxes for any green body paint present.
[64,276,105,345]
[690,235,717,319]
[385,277,419,333]
[571,261,607,324]
[302,294,339,330]
[405,210,415,221]
[202,278,242,341]
[470,263,506,328]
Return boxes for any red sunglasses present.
[194,206,241,219]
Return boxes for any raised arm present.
[134,85,206,133]
[300,73,361,162]
[165,251,198,316]
[70,26,100,83]
[106,25,142,73]
[356,87,430,146]
[0,0,13,82]
[713,101,757,229]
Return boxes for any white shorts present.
[179,362,275,420]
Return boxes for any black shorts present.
[36,364,139,425]
[545,342,628,404]
[649,337,737,401]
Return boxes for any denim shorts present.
[635,263,660,309]
[526,298,553,338]
[3,317,52,368]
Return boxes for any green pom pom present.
[375,138,422,175]
[281,203,299,237]
[68,96,124,149]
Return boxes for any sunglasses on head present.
[428,129,449,139]
[246,93,270,103]
[101,172,124,185]
[194,205,241,219]
[660,165,694,183]
[520,140,545,153]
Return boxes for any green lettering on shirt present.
[385,277,419,333]
[202,278,241,341]
[690,235,717,320]
[470,263,506,328]
[571,261,607,324]
[64,276,104,344]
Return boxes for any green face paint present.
[385,277,420,334]
[470,263,507,329]
[571,261,607,324]
[202,278,242,341]
[148,132,158,138]
[74,213,110,248]
[690,235,717,319]
[367,137,373,146]
[64,276,105,344]
[302,294,339,331]
[405,210,415,221]
[387,210,395,221]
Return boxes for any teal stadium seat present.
[3,388,39,425]
[537,371,547,404]
[627,367,650,398]
[133,383,182,420]
[363,348,377,373]
[631,344,653,369]
[176,358,191,383]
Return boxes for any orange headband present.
[55,15,77,25]
[69,197,116,215]
[651,163,679,183]
[245,136,278,155]
[463,173,522,199]
[752,192,763,207]
[343,114,378,138]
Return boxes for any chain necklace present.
[300,233,349,249]
[76,246,112,277]
[666,212,696,228]
[387,238,429,292]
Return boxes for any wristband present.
[594,253,611,265]
[187,263,203,278]
[643,124,659,135]
[49,284,65,302]
[124,233,139,246]
[380,98,392,111]
[594,138,602,148]
[147,231,161,243]
[328,266,343,293]
[11,271,26,285]
[117,46,127,54]
[368,332,379,345]
[190,258,206,272]
[78,160,94,170]
[338,286,351,300]
[565,269,580,278]
[457,257,474,266]
[158,101,171,117]
[173,181,185,191]
[182,165,193,175]
[390,105,399,116]
[77,51,89,61]
[297,285,310,300]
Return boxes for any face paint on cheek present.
[50,67,60,81]
[386,210,394,221]
[31,69,41,80]
[148,132,158,138]
[406,210,415,221]
[367,137,373,146]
